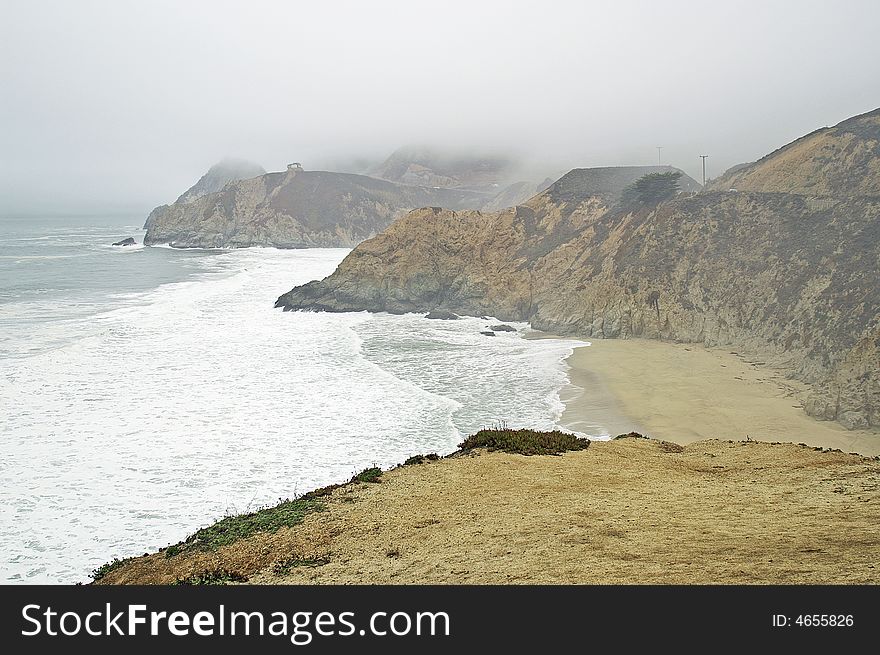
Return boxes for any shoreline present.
[552,336,880,456]
[524,330,642,439]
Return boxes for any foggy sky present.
[2,0,879,214]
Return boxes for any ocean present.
[0,215,592,583]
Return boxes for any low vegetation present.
[172,568,248,585]
[459,428,590,455]
[614,431,648,440]
[90,557,128,582]
[299,483,343,500]
[620,171,681,207]
[403,453,440,466]
[351,467,382,483]
[164,498,324,557]
[272,554,330,576]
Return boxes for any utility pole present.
[700,155,708,186]
[657,146,663,166]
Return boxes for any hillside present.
[481,178,555,211]
[277,113,880,431]
[368,146,566,211]
[709,108,880,196]
[95,435,880,585]
[174,158,266,204]
[369,146,516,190]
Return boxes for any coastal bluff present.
[95,434,880,585]
[277,110,880,431]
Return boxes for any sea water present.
[0,215,593,583]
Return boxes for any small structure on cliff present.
[287,162,303,171]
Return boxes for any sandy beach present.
[558,338,880,456]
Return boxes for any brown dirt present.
[99,438,880,585]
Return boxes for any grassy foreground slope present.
[96,431,879,585]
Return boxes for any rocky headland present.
[142,150,563,249]
[143,165,498,248]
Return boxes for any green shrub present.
[351,467,382,483]
[168,498,323,555]
[459,429,590,455]
[300,483,343,500]
[90,557,128,582]
[172,568,247,585]
[620,171,681,208]
[614,432,648,440]
[163,544,182,558]
[403,453,440,466]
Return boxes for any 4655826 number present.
[795,615,853,627]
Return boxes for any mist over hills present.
[143,149,673,248]
[174,159,267,205]
[370,146,519,189]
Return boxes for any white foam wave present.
[104,243,145,252]
[0,247,590,583]
[147,242,228,251]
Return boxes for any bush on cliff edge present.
[459,428,590,456]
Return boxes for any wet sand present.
[558,338,880,456]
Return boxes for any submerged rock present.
[491,324,517,332]
[112,237,136,246]
[480,331,497,337]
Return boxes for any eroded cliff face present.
[143,168,490,248]
[144,159,265,233]
[277,113,880,430]
[276,166,700,317]
[529,191,880,429]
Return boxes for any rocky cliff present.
[143,167,491,248]
[144,159,265,232]
[277,112,880,430]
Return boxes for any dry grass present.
[97,438,880,585]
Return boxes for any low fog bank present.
[2,0,879,214]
